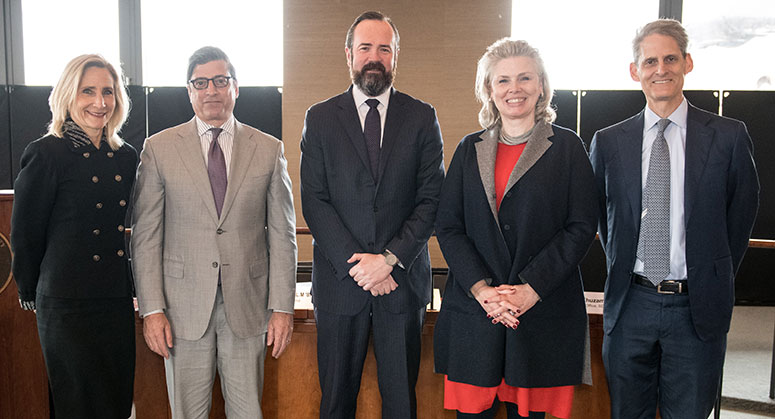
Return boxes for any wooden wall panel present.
[0,192,49,419]
[283,0,513,264]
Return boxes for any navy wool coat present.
[434,122,597,387]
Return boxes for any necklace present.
[499,124,536,145]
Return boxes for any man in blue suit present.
[299,11,444,419]
[590,19,759,419]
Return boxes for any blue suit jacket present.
[590,103,759,341]
[300,86,445,315]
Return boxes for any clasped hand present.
[348,253,398,296]
[470,280,540,329]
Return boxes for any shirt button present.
[96,202,103,209]
[212,262,219,268]
[92,176,99,183]
[503,224,511,231]
[119,200,127,207]
[117,250,125,257]
[107,152,114,158]
[216,228,224,234]
[115,175,122,182]
[93,255,101,262]
[93,229,100,235]
[83,152,90,158]
[117,225,125,232]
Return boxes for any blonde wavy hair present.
[475,38,555,130]
[47,54,129,150]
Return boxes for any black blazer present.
[11,135,137,301]
[433,123,597,387]
[590,103,759,341]
[300,87,444,315]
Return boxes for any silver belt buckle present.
[657,280,681,294]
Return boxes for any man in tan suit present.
[131,46,297,419]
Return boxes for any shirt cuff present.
[141,309,164,318]
[272,309,294,314]
[19,299,36,311]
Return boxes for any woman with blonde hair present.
[11,54,137,418]
[433,38,597,418]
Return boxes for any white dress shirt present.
[196,115,235,177]
[352,84,391,146]
[633,97,688,280]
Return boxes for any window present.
[141,0,283,86]
[512,0,657,90]
[683,0,775,90]
[22,0,120,86]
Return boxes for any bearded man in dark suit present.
[300,10,444,419]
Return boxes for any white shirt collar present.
[352,84,392,108]
[195,114,236,138]
[644,96,688,131]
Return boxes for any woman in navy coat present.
[433,39,598,419]
[11,54,136,418]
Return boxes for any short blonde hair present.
[475,38,555,130]
[47,54,129,150]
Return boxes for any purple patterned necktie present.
[207,128,227,217]
[636,118,671,285]
[364,99,381,181]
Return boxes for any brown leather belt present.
[633,274,688,295]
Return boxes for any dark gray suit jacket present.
[590,103,759,341]
[300,87,444,315]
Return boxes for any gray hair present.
[475,38,555,130]
[187,46,236,81]
[632,19,689,65]
[345,11,400,52]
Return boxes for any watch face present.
[385,253,398,266]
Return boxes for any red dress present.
[443,142,574,418]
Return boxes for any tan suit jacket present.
[131,118,297,340]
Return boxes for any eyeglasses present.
[188,76,233,90]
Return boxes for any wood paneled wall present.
[282,0,513,263]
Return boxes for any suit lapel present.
[174,119,220,225]
[684,104,714,224]
[376,88,401,185]
[336,88,372,181]
[503,121,553,193]
[474,122,555,223]
[618,111,645,227]
[475,128,500,225]
[219,121,256,224]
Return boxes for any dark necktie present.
[207,128,227,217]
[636,118,671,285]
[364,98,381,181]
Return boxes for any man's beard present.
[352,61,394,96]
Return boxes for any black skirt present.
[36,295,135,419]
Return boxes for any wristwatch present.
[382,250,398,267]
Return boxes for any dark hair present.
[345,11,400,52]
[187,46,237,81]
